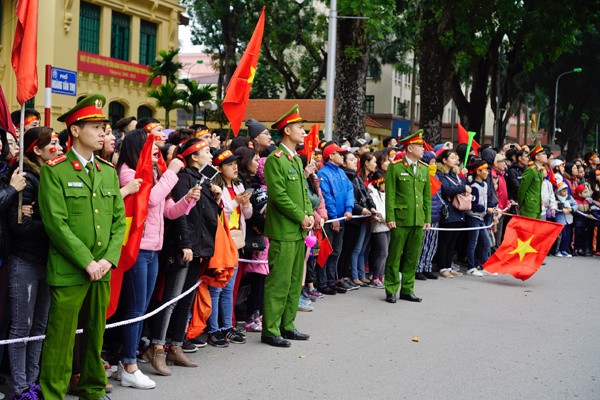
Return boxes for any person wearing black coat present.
[6,127,60,397]
[337,152,377,288]
[506,149,528,214]
[145,139,222,376]
[435,150,470,278]
[0,128,26,390]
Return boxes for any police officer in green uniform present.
[518,142,546,219]
[262,105,314,347]
[384,130,431,303]
[38,94,126,400]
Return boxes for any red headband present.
[144,122,161,132]
[24,115,39,126]
[181,141,209,158]
[25,132,58,154]
[372,177,385,185]
[214,150,234,166]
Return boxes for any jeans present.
[168,258,203,345]
[466,217,490,269]
[369,231,389,280]
[350,224,370,280]
[206,267,238,334]
[7,256,50,394]
[418,222,439,273]
[558,224,572,254]
[148,266,188,346]
[318,223,344,287]
[121,250,159,364]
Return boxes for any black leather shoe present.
[261,335,291,347]
[399,293,422,302]
[281,329,310,340]
[415,272,427,281]
[386,294,397,303]
[423,272,439,280]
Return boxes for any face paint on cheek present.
[50,147,58,154]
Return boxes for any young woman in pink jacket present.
[115,130,199,390]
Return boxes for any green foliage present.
[181,80,216,124]
[147,48,183,86]
[147,83,189,128]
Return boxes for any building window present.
[365,96,375,114]
[109,101,125,127]
[139,20,157,66]
[405,72,411,85]
[111,11,130,61]
[79,1,100,54]
[137,105,153,119]
[394,97,406,117]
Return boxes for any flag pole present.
[17,104,25,223]
[463,131,476,166]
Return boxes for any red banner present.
[77,51,160,85]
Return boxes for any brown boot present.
[143,344,172,376]
[167,345,198,367]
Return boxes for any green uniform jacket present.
[385,157,431,227]
[38,150,126,286]
[517,164,543,218]
[263,145,313,241]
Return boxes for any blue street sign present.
[51,67,77,96]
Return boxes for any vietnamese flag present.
[107,134,154,318]
[0,86,17,138]
[457,122,480,155]
[429,175,442,196]
[222,7,265,136]
[12,0,38,105]
[483,215,563,280]
[305,124,319,162]
[316,229,333,268]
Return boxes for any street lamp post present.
[552,67,582,143]
[184,59,204,80]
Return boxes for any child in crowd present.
[367,170,387,288]
[555,182,578,257]
[572,184,593,256]
[465,158,493,276]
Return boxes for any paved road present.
[3,255,599,399]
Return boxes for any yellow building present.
[0,0,185,129]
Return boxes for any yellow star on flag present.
[509,235,538,261]
[248,66,256,84]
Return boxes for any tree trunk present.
[417,5,454,144]
[334,17,368,140]
[450,59,489,143]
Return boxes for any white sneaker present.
[120,363,156,389]
[467,268,483,277]
[481,269,498,276]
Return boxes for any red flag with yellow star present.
[222,7,265,136]
[483,215,563,280]
[107,134,154,318]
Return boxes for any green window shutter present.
[139,20,157,66]
[111,11,130,61]
[79,1,100,54]
[108,102,125,127]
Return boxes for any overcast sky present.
[179,25,203,53]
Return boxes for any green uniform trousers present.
[385,226,423,296]
[262,239,305,338]
[40,281,109,400]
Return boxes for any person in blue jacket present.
[316,142,354,294]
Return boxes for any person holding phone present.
[206,149,252,347]
[145,138,222,375]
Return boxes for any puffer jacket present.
[120,164,189,251]
[436,164,467,224]
[368,184,389,233]
[317,162,354,219]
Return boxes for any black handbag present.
[243,227,266,252]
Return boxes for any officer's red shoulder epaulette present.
[46,155,67,167]
[96,156,114,168]
[391,158,402,164]
[274,150,284,158]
